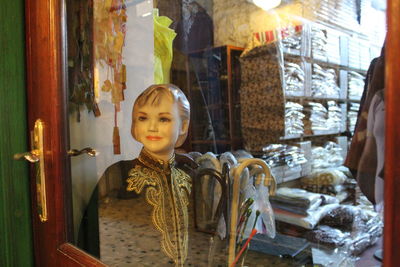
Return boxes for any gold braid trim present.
[171,167,192,265]
[126,165,157,192]
[126,153,192,267]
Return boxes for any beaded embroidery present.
[126,150,192,266]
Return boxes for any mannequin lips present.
[146,135,162,141]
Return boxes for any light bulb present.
[252,0,282,10]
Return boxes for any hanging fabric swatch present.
[153,8,177,84]
[94,0,127,154]
[68,0,101,120]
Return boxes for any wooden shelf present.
[283,51,368,74]
[347,98,362,103]
[280,131,347,140]
[285,96,348,102]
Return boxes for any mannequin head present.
[131,84,190,161]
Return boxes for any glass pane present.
[66,0,386,266]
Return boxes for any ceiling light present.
[248,0,282,11]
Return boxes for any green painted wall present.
[0,0,34,266]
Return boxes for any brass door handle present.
[67,147,96,157]
[13,151,40,162]
[13,119,48,222]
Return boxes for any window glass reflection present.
[66,0,386,266]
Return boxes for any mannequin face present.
[133,95,188,161]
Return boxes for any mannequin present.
[125,84,193,266]
[92,84,199,266]
[130,83,190,161]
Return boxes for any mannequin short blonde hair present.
[131,84,190,147]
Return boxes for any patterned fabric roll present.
[239,44,285,153]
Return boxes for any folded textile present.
[348,71,365,100]
[300,168,347,186]
[274,203,339,229]
[262,144,307,169]
[300,184,344,196]
[311,143,344,169]
[271,198,322,216]
[270,187,323,208]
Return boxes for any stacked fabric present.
[285,102,305,136]
[281,27,302,52]
[299,168,349,202]
[348,36,361,70]
[306,102,329,134]
[305,102,344,135]
[270,187,339,229]
[326,101,343,133]
[262,144,307,168]
[284,61,305,96]
[311,26,327,61]
[262,144,307,182]
[270,188,322,215]
[348,71,365,101]
[311,142,344,169]
[311,64,340,98]
[325,28,341,65]
[303,0,359,32]
[347,102,360,133]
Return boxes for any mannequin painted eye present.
[159,117,171,122]
[138,116,147,121]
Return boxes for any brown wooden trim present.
[25,0,103,265]
[25,0,66,265]
[384,0,400,266]
[226,45,245,51]
[227,46,234,144]
[59,0,75,244]
[58,243,107,266]
[24,0,399,265]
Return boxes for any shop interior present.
[66,0,387,266]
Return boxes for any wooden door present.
[24,0,400,266]
[24,0,105,266]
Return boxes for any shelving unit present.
[178,21,375,186]
[235,22,374,183]
[278,21,371,141]
[280,60,364,140]
[185,45,244,153]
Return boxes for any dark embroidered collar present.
[138,149,176,172]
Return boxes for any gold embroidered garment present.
[126,150,192,267]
